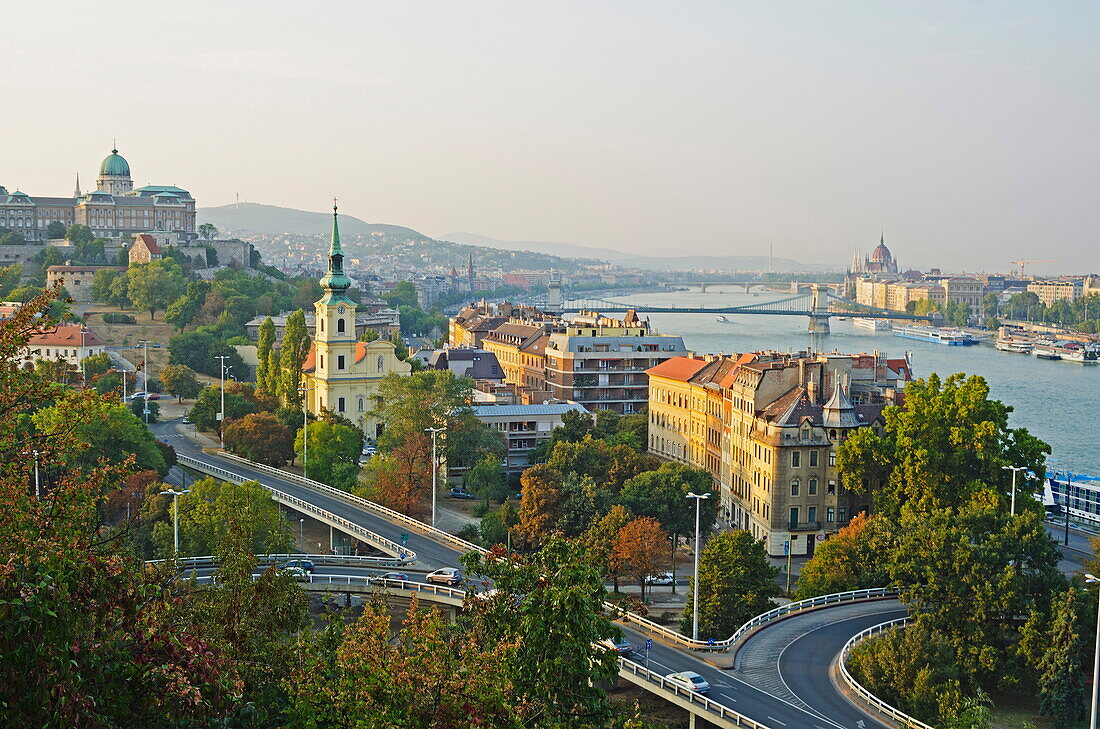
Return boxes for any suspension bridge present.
[560,284,937,333]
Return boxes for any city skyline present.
[2,2,1098,273]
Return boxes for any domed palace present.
[849,234,899,276]
[0,146,197,242]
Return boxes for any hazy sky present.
[2,1,1098,272]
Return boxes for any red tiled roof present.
[646,355,709,381]
[28,324,104,348]
[302,343,316,372]
[133,233,162,255]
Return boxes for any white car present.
[666,671,710,694]
[645,572,675,586]
[426,568,463,586]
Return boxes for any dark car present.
[282,559,315,574]
[448,488,476,500]
[603,638,635,658]
[375,571,411,582]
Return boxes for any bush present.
[102,313,136,324]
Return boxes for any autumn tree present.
[613,517,672,599]
[516,463,563,547]
[580,503,634,591]
[794,512,892,599]
[222,412,296,466]
[159,363,201,402]
[365,430,432,516]
[682,530,780,639]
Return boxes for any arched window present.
[337,318,345,334]
[376,355,384,372]
[790,480,800,496]
[337,397,346,413]
[320,318,324,332]
[357,396,365,412]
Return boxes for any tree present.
[159,363,201,402]
[198,222,218,240]
[163,293,200,333]
[794,512,892,598]
[580,503,633,591]
[383,280,419,309]
[127,259,186,319]
[254,316,275,393]
[65,223,95,245]
[45,220,66,239]
[545,436,659,491]
[80,352,113,383]
[129,395,160,423]
[189,385,254,432]
[516,464,564,547]
[365,430,432,516]
[359,327,379,342]
[222,412,295,466]
[464,455,508,505]
[108,271,131,307]
[556,472,615,537]
[278,309,309,407]
[91,268,122,303]
[682,530,780,639]
[0,264,21,300]
[296,420,360,490]
[619,462,716,538]
[1037,588,1087,728]
[613,517,671,599]
[36,245,65,270]
[168,330,245,377]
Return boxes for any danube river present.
[601,287,1098,475]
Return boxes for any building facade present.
[647,351,911,556]
[544,310,688,415]
[302,205,411,440]
[472,403,590,476]
[21,324,106,369]
[1027,279,1085,306]
[482,321,557,391]
[46,265,123,302]
[0,148,197,242]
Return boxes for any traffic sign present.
[645,639,653,650]
[400,532,409,546]
[816,533,826,542]
[783,540,789,555]
[708,638,716,646]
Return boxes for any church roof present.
[99,148,130,177]
[869,234,893,263]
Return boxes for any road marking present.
[766,717,787,726]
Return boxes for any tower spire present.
[319,197,351,299]
[74,173,81,197]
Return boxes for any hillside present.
[198,203,430,240]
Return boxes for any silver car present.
[666,671,710,694]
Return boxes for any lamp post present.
[1086,573,1100,729]
[686,492,710,641]
[26,450,41,499]
[299,518,305,550]
[298,386,313,473]
[214,355,230,446]
[139,339,151,423]
[1002,465,1027,516]
[425,426,446,528]
[159,488,191,555]
[80,327,87,387]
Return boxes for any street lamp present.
[1002,465,1027,516]
[425,426,446,528]
[23,450,41,499]
[298,386,313,473]
[1086,573,1100,729]
[686,492,711,641]
[159,488,191,555]
[138,339,152,423]
[299,518,305,550]
[214,355,230,446]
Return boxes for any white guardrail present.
[177,455,416,565]
[199,451,899,653]
[192,572,466,600]
[618,659,773,728]
[838,617,935,729]
[149,553,406,569]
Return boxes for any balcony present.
[787,521,823,532]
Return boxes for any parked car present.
[275,565,309,582]
[426,568,463,586]
[601,638,636,658]
[665,671,710,694]
[645,572,675,586]
[448,488,476,500]
[374,572,410,582]
[181,416,191,424]
[282,559,315,574]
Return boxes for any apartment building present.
[1027,279,1085,306]
[647,351,911,556]
[22,324,106,368]
[481,321,561,391]
[545,310,687,415]
[471,403,590,476]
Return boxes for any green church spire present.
[318,198,354,303]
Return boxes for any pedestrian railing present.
[617,659,775,728]
[837,617,935,729]
[177,455,416,565]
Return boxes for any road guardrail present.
[618,659,774,728]
[837,617,934,729]
[149,553,408,569]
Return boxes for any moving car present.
[181,416,191,424]
[275,565,309,582]
[448,488,476,500]
[374,572,410,582]
[665,671,710,695]
[601,638,636,658]
[426,568,463,586]
[282,559,315,574]
[645,572,675,586]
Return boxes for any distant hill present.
[440,231,820,272]
[198,203,430,240]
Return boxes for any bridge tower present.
[546,271,562,315]
[808,284,830,333]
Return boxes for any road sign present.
[708,638,716,646]
[400,533,409,546]
[645,639,653,650]
[783,540,789,555]
[816,533,826,542]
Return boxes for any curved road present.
[154,418,891,729]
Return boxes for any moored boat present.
[893,325,978,346]
[853,317,890,332]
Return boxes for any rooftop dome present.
[99,148,130,177]
[869,235,892,263]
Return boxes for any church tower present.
[311,200,358,413]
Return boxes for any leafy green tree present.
[464,454,508,504]
[65,223,95,245]
[163,293,200,333]
[127,259,186,319]
[90,267,121,303]
[580,503,634,591]
[189,385,254,432]
[1037,588,1087,728]
[619,462,716,538]
[358,327,379,342]
[296,420,361,490]
[159,363,201,402]
[35,245,65,270]
[546,435,659,490]
[197,222,218,240]
[383,280,419,309]
[168,330,245,377]
[682,530,780,639]
[129,395,160,423]
[254,316,275,392]
[80,352,113,382]
[480,501,519,547]
[278,309,309,407]
[222,412,295,466]
[108,270,131,307]
[0,263,22,299]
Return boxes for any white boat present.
[853,317,890,332]
[893,325,978,346]
[716,315,728,323]
[995,337,1032,354]
[1032,341,1061,360]
[1057,344,1099,364]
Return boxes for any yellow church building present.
[302,202,411,440]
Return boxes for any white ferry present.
[893,325,978,346]
[995,337,1032,354]
[853,317,891,332]
[1032,341,1062,360]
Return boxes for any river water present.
[601,287,1098,475]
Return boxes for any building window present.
[319,355,324,369]
[838,507,848,522]
[789,507,799,526]
[358,396,365,412]
[320,318,325,332]
[827,480,836,495]
[790,480,799,496]
[377,355,384,371]
[337,318,346,334]
[337,355,346,370]
[829,451,836,467]
[809,450,818,467]
[791,451,801,468]
[808,478,818,495]
[827,507,835,522]
[807,506,817,523]
[337,397,346,412]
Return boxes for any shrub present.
[102,312,136,324]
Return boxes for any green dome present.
[99,148,130,177]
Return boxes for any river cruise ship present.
[853,317,891,332]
